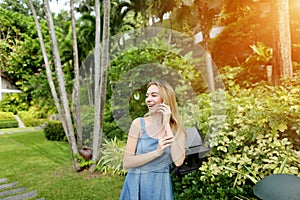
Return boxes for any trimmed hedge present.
[0,119,18,129]
[0,112,18,129]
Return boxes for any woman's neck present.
[146,113,165,138]
[149,112,163,126]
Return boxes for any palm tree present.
[43,0,80,171]
[71,0,83,149]
[110,0,136,35]
[90,0,102,171]
[90,0,110,171]
[28,0,80,171]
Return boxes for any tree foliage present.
[173,70,300,199]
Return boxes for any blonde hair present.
[146,80,186,137]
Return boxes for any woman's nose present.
[146,96,152,102]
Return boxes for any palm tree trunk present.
[70,0,83,149]
[168,11,173,43]
[90,0,102,171]
[271,0,293,85]
[43,0,80,171]
[99,0,110,148]
[28,0,68,135]
[90,0,110,171]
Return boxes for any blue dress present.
[119,118,174,200]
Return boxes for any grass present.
[0,129,125,199]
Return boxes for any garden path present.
[13,115,25,128]
[0,178,44,200]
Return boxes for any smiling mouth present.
[147,104,156,108]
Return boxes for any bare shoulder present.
[131,117,141,127]
[128,118,142,138]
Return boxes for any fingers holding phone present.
[159,101,171,125]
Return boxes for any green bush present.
[0,93,29,114]
[43,121,67,141]
[199,85,300,179]
[172,71,300,198]
[0,119,18,129]
[172,171,254,200]
[0,111,15,119]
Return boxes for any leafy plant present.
[96,137,127,176]
[75,154,94,170]
[0,93,29,114]
[246,42,272,64]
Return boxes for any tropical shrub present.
[103,108,126,140]
[96,137,127,176]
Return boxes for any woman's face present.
[145,85,163,113]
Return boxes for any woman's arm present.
[159,103,186,167]
[165,124,186,167]
[123,118,171,169]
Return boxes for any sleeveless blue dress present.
[119,118,174,200]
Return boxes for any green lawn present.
[0,129,124,199]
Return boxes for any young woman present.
[120,80,186,200]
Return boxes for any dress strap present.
[139,117,146,135]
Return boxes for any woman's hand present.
[156,135,174,155]
[158,101,172,126]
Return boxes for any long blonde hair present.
[145,80,186,137]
